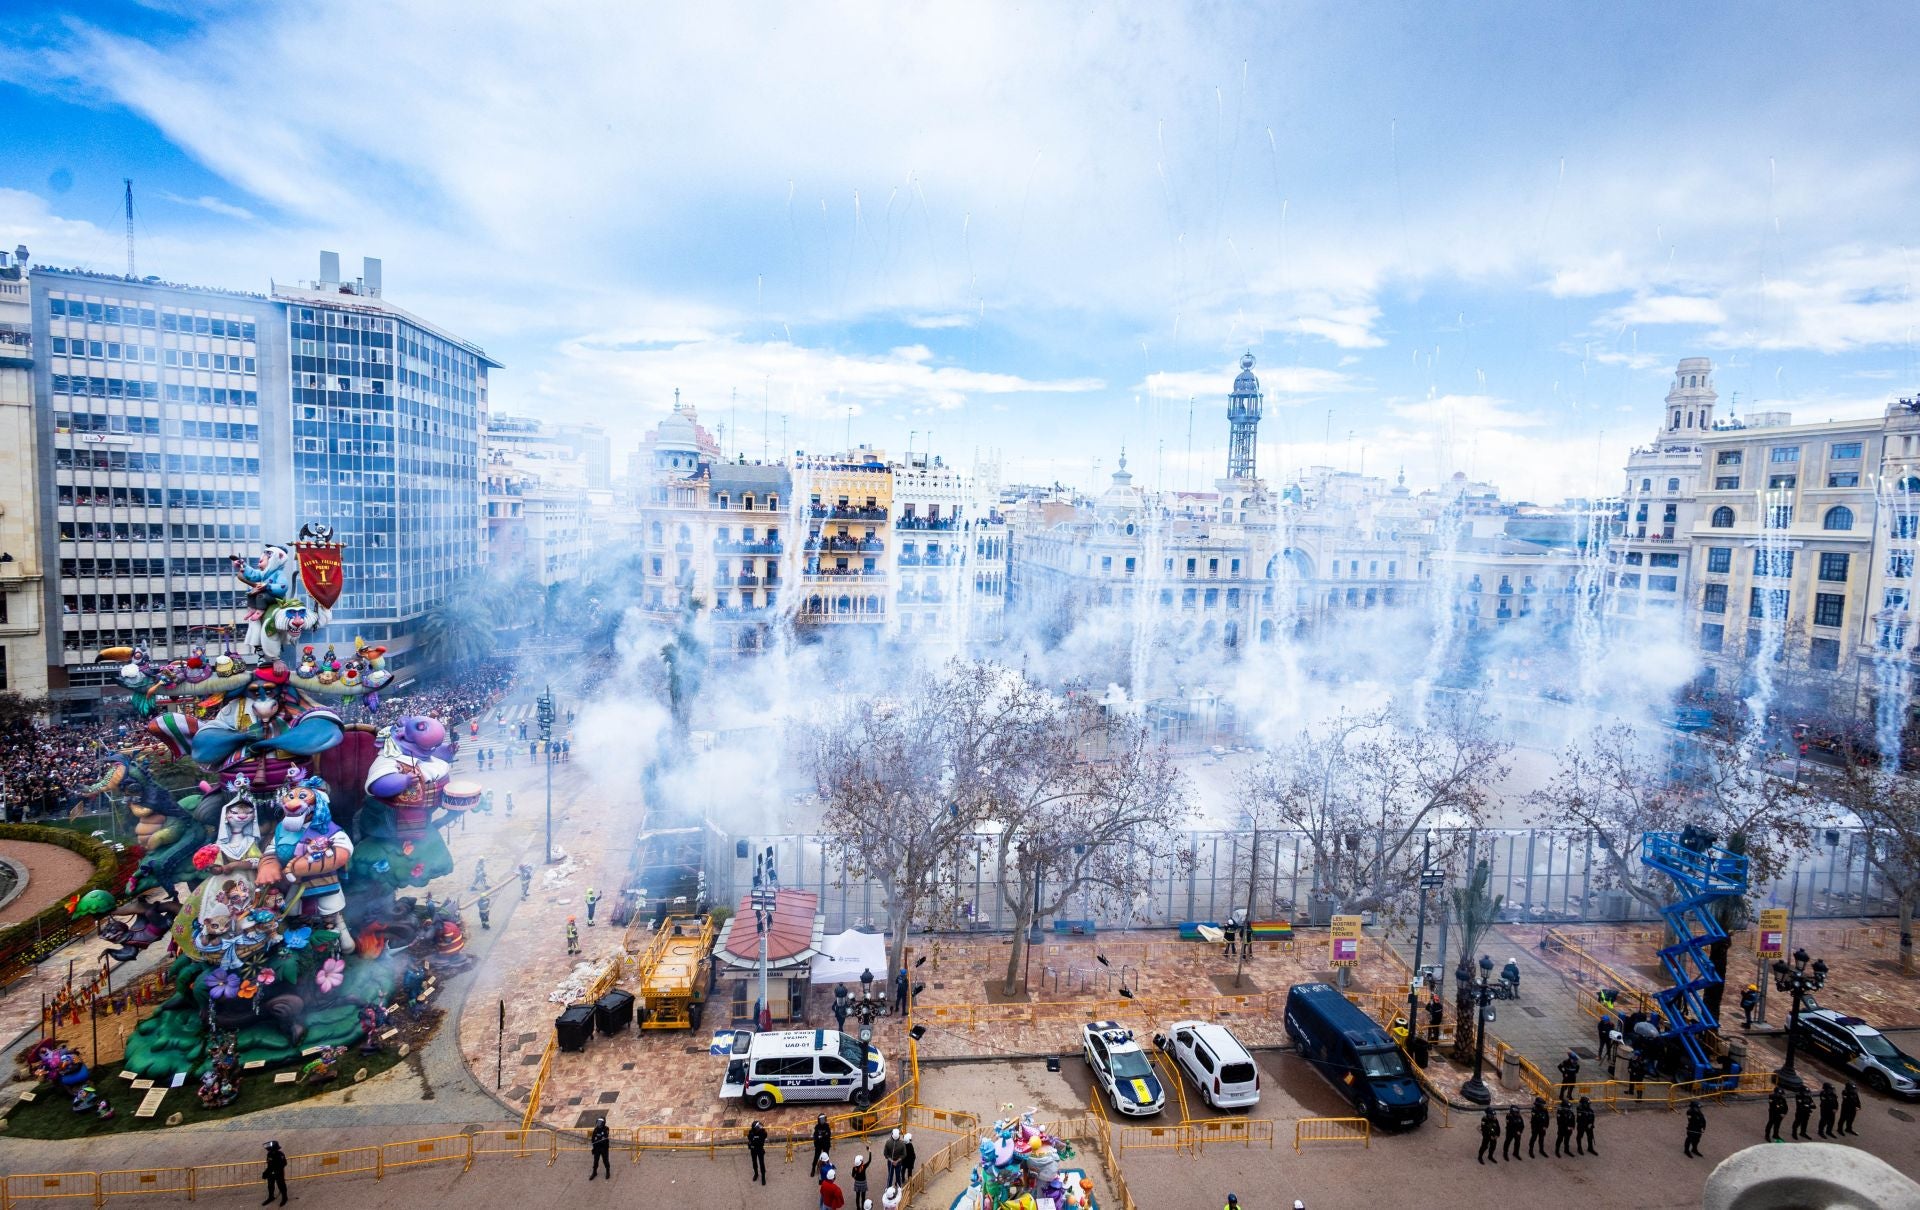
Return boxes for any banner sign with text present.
[1330,915,1363,967]
[1757,908,1788,959]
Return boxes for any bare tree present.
[986,683,1190,997]
[1235,697,1510,919]
[1528,722,1812,916]
[810,661,1023,973]
[1832,754,1920,975]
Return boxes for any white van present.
[719,1029,888,1111]
[1161,1020,1261,1110]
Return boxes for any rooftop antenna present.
[762,378,770,464]
[1185,396,1195,492]
[123,179,135,278]
[730,387,738,460]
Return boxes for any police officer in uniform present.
[1838,1081,1861,1136]
[1818,1083,1838,1138]
[1791,1086,1815,1140]
[1683,1101,1706,1157]
[1574,1096,1597,1155]
[1553,1100,1575,1156]
[1502,1104,1524,1160]
[1765,1087,1788,1142]
[1528,1096,1550,1157]
[1477,1108,1500,1164]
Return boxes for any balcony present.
[898,553,921,566]
[809,504,888,521]
[0,324,31,367]
[807,568,886,581]
[674,542,693,553]
[811,536,884,554]
[714,539,783,555]
[895,515,958,531]
[736,574,761,587]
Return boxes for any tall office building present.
[0,246,46,697]
[29,267,286,717]
[273,254,497,670]
[25,254,494,716]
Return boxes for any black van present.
[1283,982,1428,1129]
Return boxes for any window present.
[1619,572,1642,589]
[1701,623,1725,653]
[1716,451,1743,466]
[1715,476,1741,490]
[1625,552,1644,566]
[1707,547,1731,574]
[1649,575,1678,592]
[1893,551,1915,579]
[1830,442,1862,460]
[1769,446,1801,463]
[1753,549,1794,578]
[1749,588,1790,620]
[1818,552,1849,582]
[1667,478,1680,492]
[1824,506,1854,531]
[1767,504,1793,529]
[1650,553,1679,568]
[1768,474,1797,489]
[1711,506,1735,528]
[1828,472,1860,487]
[1810,638,1841,670]
[1896,515,1920,540]
[1641,478,1653,492]
[1703,584,1728,614]
[1814,594,1846,628]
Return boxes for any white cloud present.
[1139,362,1351,401]
[1387,393,1547,432]
[158,191,256,221]
[1604,295,1727,327]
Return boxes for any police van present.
[719,1029,888,1111]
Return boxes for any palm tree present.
[416,592,497,670]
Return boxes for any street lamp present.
[751,846,778,1032]
[1770,946,1829,1092]
[1406,833,1442,1033]
[537,685,557,864]
[1460,954,1496,1105]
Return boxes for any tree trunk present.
[1704,936,1731,1022]
[1002,927,1027,999]
[1902,897,1915,977]
[887,903,912,978]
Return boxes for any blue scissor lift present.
[1639,831,1750,1082]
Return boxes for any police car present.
[718,1029,888,1112]
[1081,1021,1165,1116]
[1797,1009,1920,1099]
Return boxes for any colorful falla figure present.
[231,544,296,659]
[258,779,356,953]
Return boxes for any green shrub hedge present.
[0,824,128,975]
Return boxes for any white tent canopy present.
[809,929,890,985]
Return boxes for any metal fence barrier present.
[1294,1116,1371,1152]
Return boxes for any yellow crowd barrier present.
[3,1172,97,1206]
[1294,1116,1370,1152]
[380,1134,471,1174]
[97,1167,189,1203]
[471,1128,556,1163]
[518,1035,556,1131]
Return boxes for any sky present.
[4,1,1919,501]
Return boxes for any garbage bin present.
[555,1004,596,1052]
[595,989,636,1036]
[1500,1052,1521,1091]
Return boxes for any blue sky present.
[4,1,1919,499]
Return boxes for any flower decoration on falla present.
[316,957,346,994]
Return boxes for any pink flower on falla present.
[316,957,346,993]
[401,842,415,857]
[255,968,276,987]
[410,863,425,879]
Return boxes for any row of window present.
[48,297,259,340]
[1706,504,1904,533]
[55,412,259,442]
[51,374,260,407]
[51,338,256,373]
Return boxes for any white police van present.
[719,1029,887,1111]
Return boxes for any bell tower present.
[1227,352,1262,479]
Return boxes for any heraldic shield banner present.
[295,538,345,608]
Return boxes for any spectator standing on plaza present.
[1557,1050,1580,1102]
[589,1117,612,1180]
[1626,1050,1646,1099]
[1426,994,1444,1043]
[747,1120,769,1184]
[883,1129,904,1187]
[1575,1096,1597,1156]
[1502,1104,1524,1160]
[1527,1096,1549,1157]
[1765,1087,1788,1141]
[1500,957,1520,1000]
[833,992,850,1031]
[811,1115,833,1178]
[880,1188,901,1210]
[1791,1086,1814,1139]
[850,1149,871,1209]
[1818,1083,1838,1138]
[1477,1109,1499,1164]
[261,1140,288,1206]
[1553,1100,1575,1156]
[1839,1081,1861,1135]
[1683,1101,1706,1158]
[820,1164,845,1210]
[894,967,909,1014]
[901,1134,916,1182]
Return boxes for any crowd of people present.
[0,718,113,821]
[3,659,522,823]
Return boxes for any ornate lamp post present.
[1770,947,1828,1092]
[1460,954,1496,1105]
[537,685,557,864]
